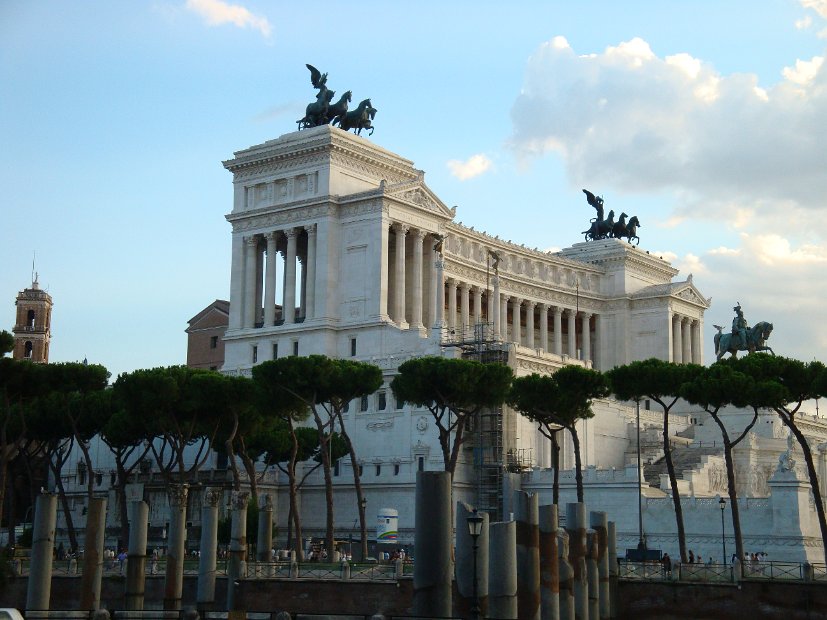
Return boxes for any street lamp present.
[466,511,484,620]
[719,497,727,565]
[635,399,646,556]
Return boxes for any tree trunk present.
[287,419,303,560]
[570,426,584,503]
[310,406,335,558]
[337,411,367,559]
[550,428,560,506]
[661,409,688,563]
[447,415,468,476]
[239,450,259,505]
[50,454,78,552]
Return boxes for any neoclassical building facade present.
[219,125,715,540]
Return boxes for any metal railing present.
[618,559,827,583]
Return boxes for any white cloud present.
[783,55,825,85]
[801,0,827,19]
[185,0,271,37]
[796,15,813,29]
[447,154,493,181]
[509,36,827,239]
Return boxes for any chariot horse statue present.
[714,321,774,361]
[333,98,377,136]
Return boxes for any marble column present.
[539,504,559,620]
[489,521,518,620]
[554,307,563,356]
[428,239,439,328]
[672,315,682,363]
[257,494,274,563]
[582,313,592,362]
[566,503,588,620]
[244,236,259,328]
[515,491,540,620]
[304,224,317,321]
[539,304,549,353]
[493,277,501,339]
[125,501,149,611]
[284,228,298,324]
[501,296,510,342]
[460,282,470,333]
[394,223,408,327]
[594,313,602,371]
[590,511,610,620]
[473,286,483,326]
[447,279,458,331]
[691,320,702,364]
[197,488,221,610]
[526,301,536,349]
[164,484,189,611]
[682,317,692,364]
[411,229,425,329]
[263,232,278,326]
[511,298,522,346]
[227,491,249,611]
[567,310,577,358]
[80,497,107,611]
[434,256,445,329]
[414,472,452,618]
[26,493,57,612]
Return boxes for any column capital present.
[244,235,259,246]
[459,281,471,292]
[304,223,317,237]
[264,231,279,242]
[203,488,223,507]
[168,484,189,507]
[526,300,536,309]
[392,222,409,234]
[412,228,427,240]
[284,227,299,239]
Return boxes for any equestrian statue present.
[713,303,774,360]
[296,65,377,135]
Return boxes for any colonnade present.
[239,224,317,329]
[386,223,600,363]
[671,312,702,364]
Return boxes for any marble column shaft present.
[79,497,107,611]
[540,304,549,353]
[304,225,317,320]
[473,286,483,325]
[413,472,452,618]
[244,236,258,328]
[27,494,57,612]
[460,283,470,331]
[539,504,560,620]
[511,297,522,345]
[590,511,610,620]
[164,484,188,611]
[284,228,298,323]
[227,492,249,611]
[582,313,592,362]
[489,521,518,620]
[197,489,221,609]
[566,503,588,620]
[263,232,278,326]
[515,492,540,620]
[434,258,445,329]
[125,501,149,611]
[447,279,458,330]
[411,230,425,329]
[567,311,577,358]
[554,308,563,356]
[526,301,536,349]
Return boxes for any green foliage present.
[510,366,608,429]
[727,354,827,406]
[391,356,513,413]
[606,358,703,404]
[0,331,13,356]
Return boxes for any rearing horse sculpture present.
[333,98,376,136]
[714,321,774,361]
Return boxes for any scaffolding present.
[441,321,509,520]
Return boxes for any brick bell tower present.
[12,274,53,363]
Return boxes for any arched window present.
[24,341,33,358]
[27,310,35,328]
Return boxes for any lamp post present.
[360,496,367,560]
[719,497,727,565]
[467,511,484,620]
[635,399,646,556]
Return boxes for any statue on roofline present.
[296,64,376,135]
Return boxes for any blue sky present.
[2,0,826,380]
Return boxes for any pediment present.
[673,283,710,308]
[384,179,456,219]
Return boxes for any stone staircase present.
[644,443,721,489]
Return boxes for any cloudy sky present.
[1,0,826,381]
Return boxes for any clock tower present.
[12,275,53,363]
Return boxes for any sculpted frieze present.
[341,200,384,218]
[230,203,336,232]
